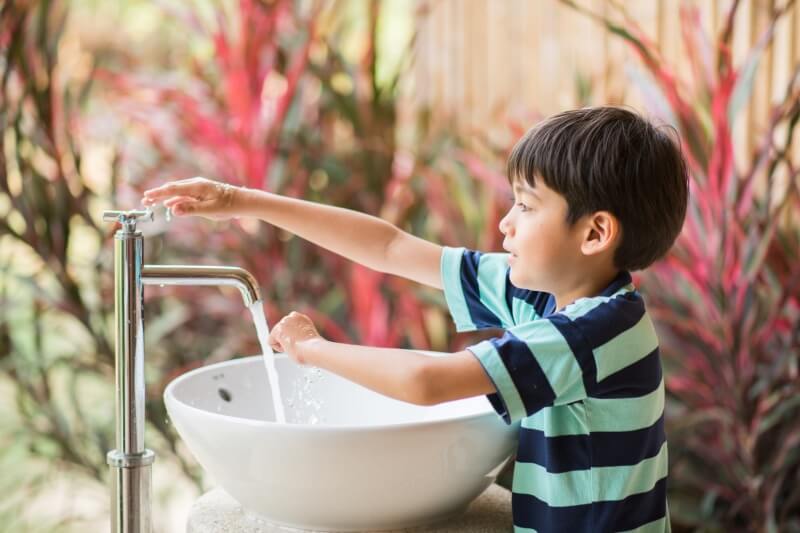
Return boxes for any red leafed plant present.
[563,1,800,530]
[104,0,450,361]
[108,0,319,191]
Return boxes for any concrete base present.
[186,485,513,533]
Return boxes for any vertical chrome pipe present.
[104,209,154,533]
[115,231,145,454]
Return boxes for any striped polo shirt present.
[441,246,670,533]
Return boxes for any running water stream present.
[248,301,286,424]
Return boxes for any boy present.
[142,106,688,532]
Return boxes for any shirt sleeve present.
[466,313,589,424]
[440,246,516,331]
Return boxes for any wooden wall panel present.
[406,0,800,162]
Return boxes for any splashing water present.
[291,367,325,424]
[248,301,286,424]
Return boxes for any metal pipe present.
[142,265,261,307]
[102,208,263,533]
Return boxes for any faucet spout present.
[142,265,262,307]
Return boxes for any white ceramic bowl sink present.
[164,353,518,532]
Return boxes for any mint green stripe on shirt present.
[468,339,527,422]
[440,246,475,331]
[593,313,659,381]
[586,379,665,432]
[510,320,587,405]
[512,293,540,323]
[476,252,514,327]
[513,441,668,506]
[560,283,635,320]
[521,402,590,436]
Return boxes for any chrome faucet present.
[102,208,262,533]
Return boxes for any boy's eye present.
[506,193,530,212]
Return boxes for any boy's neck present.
[553,266,623,313]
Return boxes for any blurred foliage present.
[0,0,115,486]
[563,1,800,531]
[9,0,796,531]
[0,0,125,529]
[0,0,509,529]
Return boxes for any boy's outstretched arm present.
[142,178,444,289]
[268,312,495,406]
[238,187,444,290]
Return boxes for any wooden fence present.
[407,0,799,158]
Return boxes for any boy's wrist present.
[296,336,328,366]
[232,186,270,218]
[228,184,249,216]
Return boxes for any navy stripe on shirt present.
[548,296,663,400]
[460,250,504,328]
[516,412,667,472]
[592,346,663,398]
[573,290,646,348]
[507,277,555,317]
[548,312,599,394]
[493,330,557,415]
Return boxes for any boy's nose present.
[499,214,513,236]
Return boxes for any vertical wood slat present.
[407,0,800,159]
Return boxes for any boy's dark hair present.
[507,106,689,272]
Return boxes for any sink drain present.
[218,388,232,402]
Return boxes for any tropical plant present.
[0,0,144,529]
[108,0,510,360]
[1,0,112,475]
[562,1,800,530]
[0,0,530,528]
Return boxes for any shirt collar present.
[599,270,633,297]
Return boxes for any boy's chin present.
[508,269,528,288]
[509,270,546,292]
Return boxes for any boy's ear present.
[580,211,620,257]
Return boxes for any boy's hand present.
[141,177,240,220]
[268,311,323,364]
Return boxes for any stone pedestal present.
[187,485,512,533]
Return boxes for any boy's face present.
[499,177,584,292]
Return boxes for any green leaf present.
[728,31,769,125]
[758,394,800,434]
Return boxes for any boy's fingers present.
[268,330,283,352]
[143,178,205,201]
[162,195,195,208]
[173,199,216,216]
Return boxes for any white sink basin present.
[164,353,518,531]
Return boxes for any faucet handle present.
[103,208,154,233]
